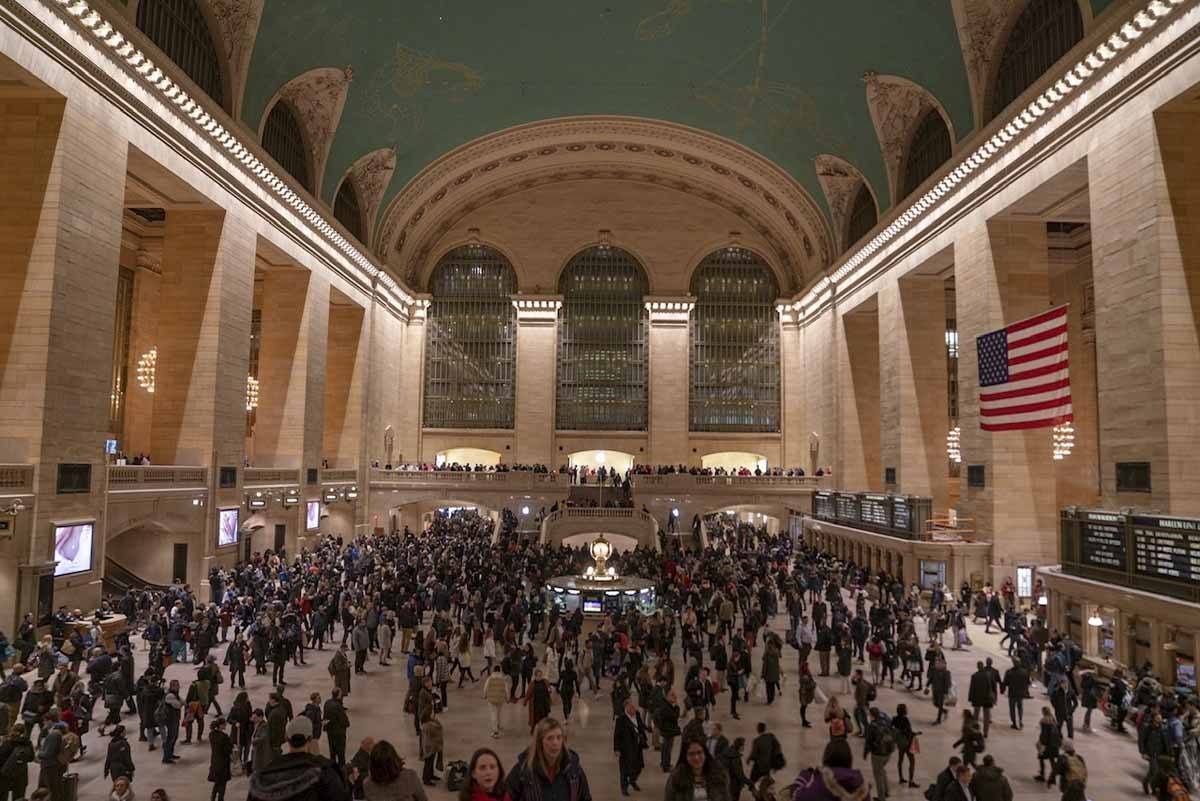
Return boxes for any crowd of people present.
[0,506,1194,801]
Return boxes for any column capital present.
[407,293,432,323]
[645,296,695,326]
[511,294,562,324]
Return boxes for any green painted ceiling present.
[242,0,1112,229]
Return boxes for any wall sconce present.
[137,347,157,393]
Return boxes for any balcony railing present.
[630,474,824,491]
[244,468,301,487]
[368,469,562,489]
[0,464,34,496]
[320,469,359,483]
[107,465,208,490]
[540,506,660,549]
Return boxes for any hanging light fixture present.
[946,426,961,464]
[1087,612,1104,627]
[245,376,260,411]
[1052,423,1075,460]
[136,347,157,393]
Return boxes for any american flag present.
[977,305,1072,431]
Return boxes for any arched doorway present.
[567,449,634,474]
[435,447,502,468]
[702,451,767,473]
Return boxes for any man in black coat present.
[613,699,646,796]
[932,756,961,801]
[1001,660,1031,730]
[967,661,995,738]
[323,687,351,770]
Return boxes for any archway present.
[560,532,639,553]
[435,447,502,468]
[702,451,767,473]
[567,449,634,475]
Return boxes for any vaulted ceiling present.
[220,0,1116,286]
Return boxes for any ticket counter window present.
[1098,618,1116,661]
[919,560,946,590]
[1173,632,1195,690]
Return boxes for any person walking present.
[36,721,67,799]
[420,709,444,787]
[747,722,782,784]
[1036,706,1063,788]
[103,725,135,787]
[524,669,553,734]
[655,690,682,773]
[158,679,183,764]
[0,721,35,801]
[483,668,508,738]
[665,738,732,801]
[968,754,1013,801]
[952,710,984,768]
[507,717,592,801]
[207,717,233,801]
[863,707,894,801]
[1000,660,1029,730]
[362,740,424,801]
[247,717,349,801]
[613,699,646,796]
[323,687,350,771]
[329,646,352,698]
[929,658,952,726]
[967,662,995,739]
[797,663,816,729]
[892,703,920,790]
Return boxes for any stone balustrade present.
[0,464,34,496]
[244,468,301,487]
[107,465,208,490]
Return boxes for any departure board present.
[892,498,911,533]
[814,492,835,519]
[1132,516,1200,584]
[835,493,859,523]
[860,494,890,528]
[1078,511,1126,571]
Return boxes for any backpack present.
[866,684,877,702]
[876,724,896,756]
[829,716,847,738]
[0,678,21,703]
[445,759,469,791]
[1165,776,1191,801]
[1063,753,1087,786]
[154,700,168,725]
[58,732,80,766]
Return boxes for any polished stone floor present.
[69,604,1151,800]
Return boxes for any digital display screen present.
[1016,566,1033,598]
[813,493,835,519]
[104,439,117,455]
[54,523,94,576]
[860,495,889,528]
[892,498,910,532]
[218,508,239,547]
[834,494,859,523]
[306,501,320,530]
[582,599,602,613]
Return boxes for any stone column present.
[1089,109,1200,515]
[122,248,161,456]
[324,300,368,469]
[646,298,694,466]
[397,298,428,462]
[0,97,126,621]
[512,297,561,467]
[359,294,407,530]
[879,276,950,509]
[779,306,806,470]
[803,297,837,475]
[255,269,328,469]
[838,308,881,491]
[954,218,1056,572]
[151,209,255,469]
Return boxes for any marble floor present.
[68,604,1152,800]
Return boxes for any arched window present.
[556,247,649,431]
[262,100,311,192]
[135,0,223,107]
[333,179,363,242]
[423,246,517,429]
[845,182,878,250]
[993,0,1084,120]
[689,248,780,433]
[900,109,952,201]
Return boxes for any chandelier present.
[1052,422,1075,460]
[136,347,157,393]
[245,376,260,412]
[946,426,961,464]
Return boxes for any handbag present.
[909,736,921,754]
[945,685,958,707]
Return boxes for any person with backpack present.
[863,706,895,800]
[892,703,920,789]
[1056,742,1087,801]
[157,678,183,764]
[967,661,995,739]
[747,722,783,784]
[248,717,350,801]
[952,710,984,768]
[103,724,135,785]
[967,754,1013,801]
[851,670,874,736]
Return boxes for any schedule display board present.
[1078,511,1126,571]
[860,494,890,528]
[1132,515,1200,584]
[1062,508,1200,601]
[810,491,930,540]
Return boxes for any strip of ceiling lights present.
[792,0,1190,319]
[41,0,415,312]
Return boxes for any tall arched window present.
[556,247,649,431]
[992,0,1084,120]
[900,109,952,201]
[262,100,311,192]
[333,180,363,242]
[423,246,517,429]
[689,248,780,432]
[845,182,878,250]
[135,0,223,107]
